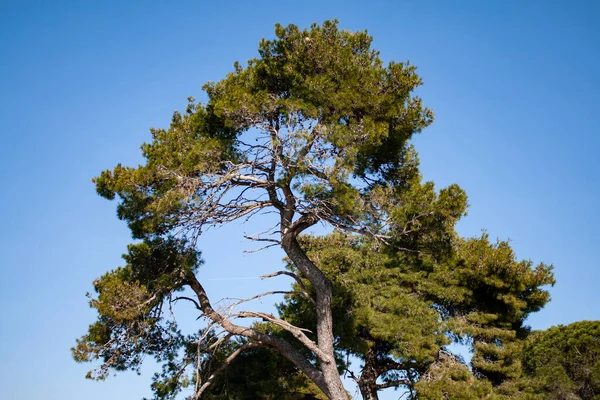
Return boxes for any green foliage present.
[206,21,433,169]
[278,202,555,397]
[415,351,493,399]
[438,235,555,386]
[282,231,446,364]
[93,20,434,245]
[521,321,600,399]
[72,237,200,380]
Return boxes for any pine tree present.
[74,20,433,399]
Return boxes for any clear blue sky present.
[1,1,598,399]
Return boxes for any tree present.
[73,20,557,400]
[279,228,553,399]
[74,20,435,400]
[277,173,470,399]
[520,321,600,399]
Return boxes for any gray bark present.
[281,233,348,399]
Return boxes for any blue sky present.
[0,1,598,399]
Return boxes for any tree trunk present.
[281,234,348,400]
[357,383,380,400]
[357,347,380,400]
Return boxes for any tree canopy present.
[73,21,573,400]
[521,321,600,399]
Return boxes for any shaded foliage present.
[201,344,326,400]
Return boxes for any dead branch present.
[261,270,315,304]
[235,310,330,362]
[183,272,330,394]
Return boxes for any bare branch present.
[261,270,315,304]
[221,290,293,309]
[345,367,359,383]
[235,310,331,362]
[243,235,280,244]
[183,272,331,396]
[288,212,320,236]
[171,296,202,311]
[242,242,279,253]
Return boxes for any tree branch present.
[171,296,202,311]
[183,272,331,397]
[376,379,413,390]
[235,310,331,362]
[260,270,315,304]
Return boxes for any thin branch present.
[172,296,202,311]
[345,367,359,383]
[261,270,315,304]
[222,290,293,308]
[376,379,413,390]
[243,235,280,244]
[242,242,280,253]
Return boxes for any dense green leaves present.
[278,194,555,398]
[522,321,600,399]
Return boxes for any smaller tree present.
[278,200,555,399]
[443,234,555,393]
[521,320,600,399]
